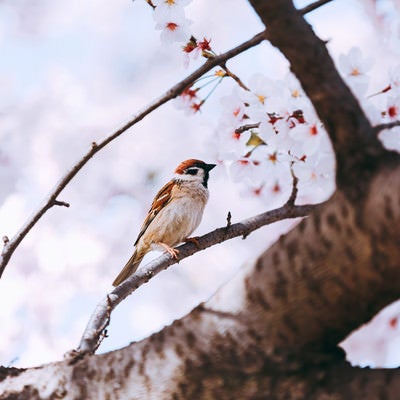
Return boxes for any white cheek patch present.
[173,170,205,182]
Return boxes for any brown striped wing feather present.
[133,180,175,246]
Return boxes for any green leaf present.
[246,131,266,147]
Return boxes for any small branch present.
[145,0,156,9]
[53,200,70,208]
[235,122,261,134]
[220,63,250,91]
[76,200,324,354]
[373,120,400,135]
[300,0,334,14]
[226,211,232,228]
[286,166,299,206]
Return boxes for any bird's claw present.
[158,242,180,259]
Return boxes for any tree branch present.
[300,0,334,14]
[286,166,299,206]
[235,122,261,134]
[76,200,322,355]
[373,120,400,135]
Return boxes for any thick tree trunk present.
[1,0,400,398]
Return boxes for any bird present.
[112,159,216,286]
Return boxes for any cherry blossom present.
[389,66,400,94]
[245,73,283,111]
[152,0,191,21]
[293,151,336,203]
[384,95,400,120]
[229,158,263,183]
[239,163,293,210]
[151,0,193,44]
[258,118,292,154]
[182,37,213,66]
[279,73,312,113]
[152,0,192,8]
[378,95,400,151]
[339,46,374,97]
[219,88,248,126]
[288,119,323,156]
[174,86,200,113]
[155,13,192,43]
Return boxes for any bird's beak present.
[205,163,217,171]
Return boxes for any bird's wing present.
[133,180,175,246]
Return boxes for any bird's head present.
[174,159,216,188]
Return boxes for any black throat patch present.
[202,170,210,188]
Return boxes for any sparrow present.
[112,159,216,286]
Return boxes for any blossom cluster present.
[338,47,400,151]
[175,45,400,208]
[210,72,336,207]
[152,5,399,208]
[151,0,192,44]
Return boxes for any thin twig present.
[77,200,324,354]
[53,200,70,208]
[226,211,232,228]
[373,120,400,135]
[221,63,250,91]
[286,165,299,206]
[145,0,156,9]
[300,0,334,14]
[235,122,261,134]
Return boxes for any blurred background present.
[0,0,399,368]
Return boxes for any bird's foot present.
[158,242,180,259]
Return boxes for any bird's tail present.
[112,249,145,286]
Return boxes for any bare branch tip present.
[286,166,299,207]
[145,0,156,9]
[54,200,70,208]
[226,211,232,228]
[300,0,334,15]
[220,64,250,91]
[2,236,9,245]
[235,122,261,134]
[373,120,400,135]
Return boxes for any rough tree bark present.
[1,0,400,399]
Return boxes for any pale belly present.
[140,189,208,249]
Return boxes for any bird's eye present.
[186,168,198,175]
